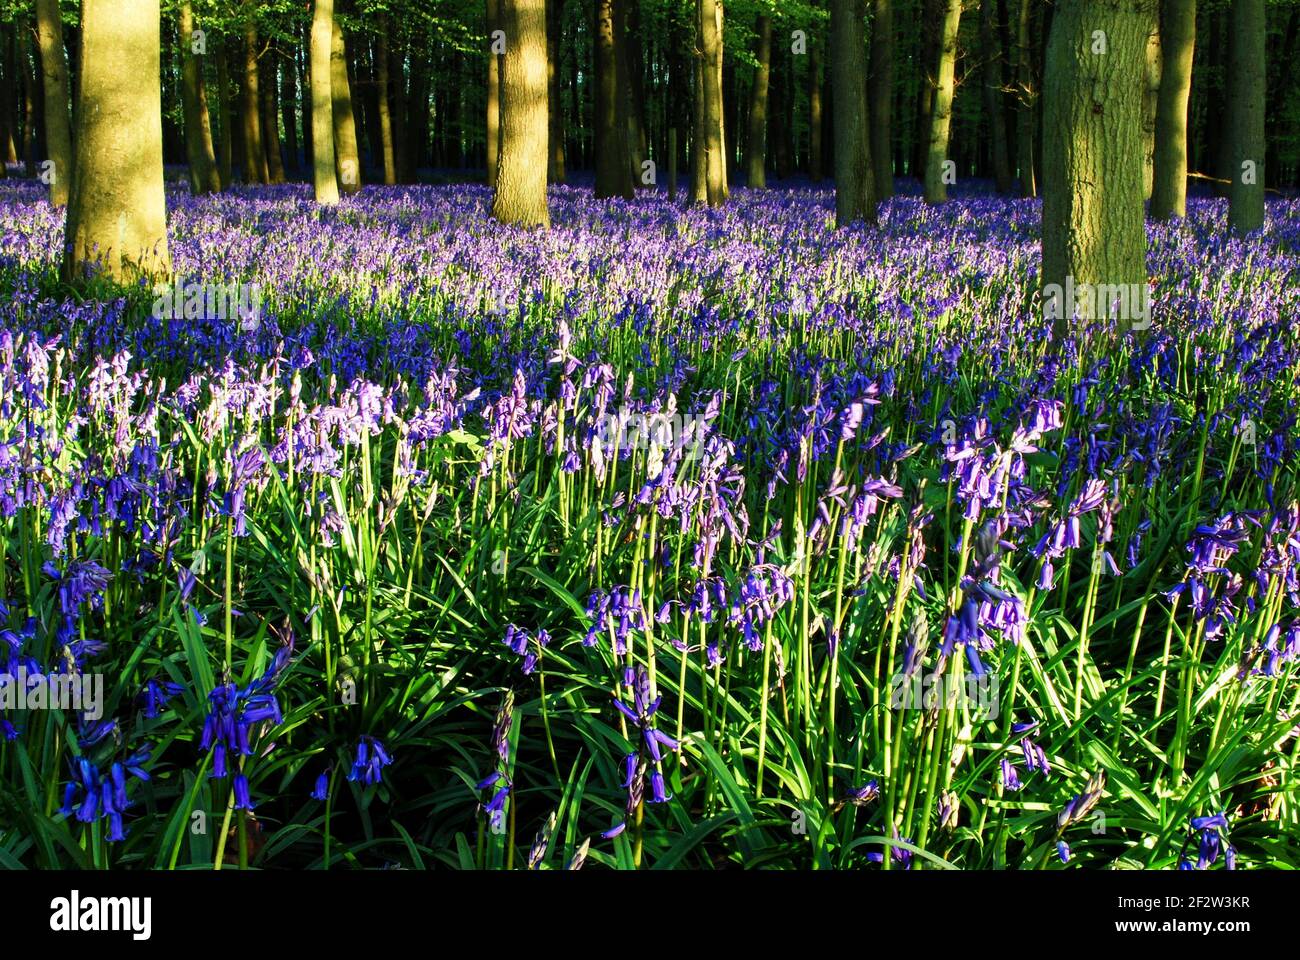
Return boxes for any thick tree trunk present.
[547,0,566,182]
[1150,0,1193,219]
[809,36,823,182]
[830,0,876,225]
[1014,0,1036,196]
[310,0,338,204]
[1041,0,1154,334]
[34,0,72,204]
[375,14,397,184]
[869,0,894,198]
[923,0,962,202]
[331,17,361,193]
[1227,0,1264,234]
[61,0,169,282]
[980,0,1013,193]
[487,0,501,185]
[492,0,550,227]
[747,14,771,188]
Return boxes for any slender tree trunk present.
[547,0,566,182]
[283,42,301,177]
[1150,0,1193,218]
[216,35,234,188]
[690,18,708,203]
[407,31,430,178]
[310,0,338,204]
[595,0,631,197]
[487,0,502,185]
[698,0,726,205]
[1041,0,1154,334]
[1014,0,1036,196]
[179,3,220,194]
[20,23,36,176]
[375,14,397,184]
[390,23,408,180]
[492,0,550,226]
[714,0,728,199]
[61,0,169,282]
[869,0,894,198]
[34,0,72,203]
[614,0,639,189]
[261,48,285,183]
[772,49,794,178]
[331,16,361,192]
[980,0,1013,193]
[1227,0,1264,234]
[747,14,771,188]
[913,0,939,178]
[923,0,962,202]
[1142,21,1160,199]
[624,0,648,185]
[241,20,266,182]
[830,0,876,225]
[809,35,823,181]
[0,25,15,169]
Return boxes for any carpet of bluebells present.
[0,172,1298,870]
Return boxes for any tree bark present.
[487,0,502,185]
[830,0,876,225]
[595,0,632,197]
[34,0,72,204]
[547,0,566,182]
[310,0,338,204]
[809,34,823,182]
[241,19,267,183]
[923,0,962,202]
[747,14,771,188]
[698,0,726,205]
[980,0,1013,193]
[331,16,361,193]
[178,3,220,195]
[1142,21,1160,199]
[492,0,550,227]
[1014,0,1036,196]
[1227,0,1264,234]
[1149,0,1193,218]
[61,0,169,282]
[375,13,397,184]
[261,47,286,183]
[869,0,894,198]
[1041,0,1154,333]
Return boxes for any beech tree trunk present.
[242,20,266,182]
[547,0,566,182]
[1149,0,1194,217]
[35,0,73,204]
[869,0,894,198]
[923,0,962,202]
[595,0,632,198]
[747,14,771,188]
[376,13,397,184]
[699,0,726,205]
[61,0,170,282]
[492,0,550,227]
[487,0,501,185]
[1041,0,1154,333]
[809,35,823,182]
[310,0,338,204]
[331,16,360,193]
[830,0,876,225]
[261,48,285,183]
[1142,22,1161,199]
[1227,0,1264,234]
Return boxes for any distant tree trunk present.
[261,49,286,183]
[772,51,794,178]
[980,0,1013,193]
[809,35,823,181]
[20,23,36,176]
[1041,0,1153,334]
[34,0,72,204]
[406,34,430,178]
[1227,0,1264,234]
[912,0,939,178]
[62,0,169,282]
[391,24,408,180]
[310,0,338,204]
[547,0,566,182]
[1156,5,1203,204]
[747,14,771,188]
[624,0,648,185]
[614,0,640,188]
[487,0,501,184]
[923,0,962,202]
[375,14,397,184]
[1142,21,1161,199]
[1014,0,1036,196]
[690,22,708,203]
[179,3,220,194]
[241,20,267,182]
[869,0,894,198]
[331,17,360,192]
[216,34,234,188]
[830,0,876,225]
[0,25,16,169]
[492,0,550,226]
[595,0,631,197]
[281,42,300,177]
[713,0,729,199]
[698,0,726,205]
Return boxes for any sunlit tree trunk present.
[830,0,876,225]
[61,0,169,282]
[1041,0,1154,334]
[699,0,726,205]
[1142,21,1160,199]
[242,19,266,182]
[376,13,397,184]
[1227,0,1264,234]
[35,0,73,204]
[261,49,285,184]
[487,0,501,185]
[331,16,360,193]
[310,0,338,204]
[923,0,962,202]
[747,14,771,188]
[492,0,550,227]
[869,0,894,198]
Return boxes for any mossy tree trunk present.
[34,0,73,205]
[330,15,361,193]
[492,0,550,227]
[1149,0,1194,219]
[487,0,501,186]
[61,0,170,283]
[1227,0,1264,235]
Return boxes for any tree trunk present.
[714,0,729,199]
[492,0,550,227]
[178,3,220,194]
[331,16,361,192]
[20,23,36,176]
[912,0,939,178]
[487,0,501,185]
[831,0,876,225]
[216,34,234,188]
[61,0,169,282]
[281,41,300,176]
[869,0,894,198]
[34,0,72,204]
[980,0,1013,193]
[1014,0,1036,196]
[923,0,962,202]
[1227,0,1264,234]
[698,0,726,205]
[1041,0,1154,334]
[375,14,397,184]
[1142,21,1160,199]
[1149,0,1193,218]
[547,0,566,182]
[595,0,632,197]
[809,35,823,181]
[310,0,338,204]
[747,14,771,188]
[261,47,285,183]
